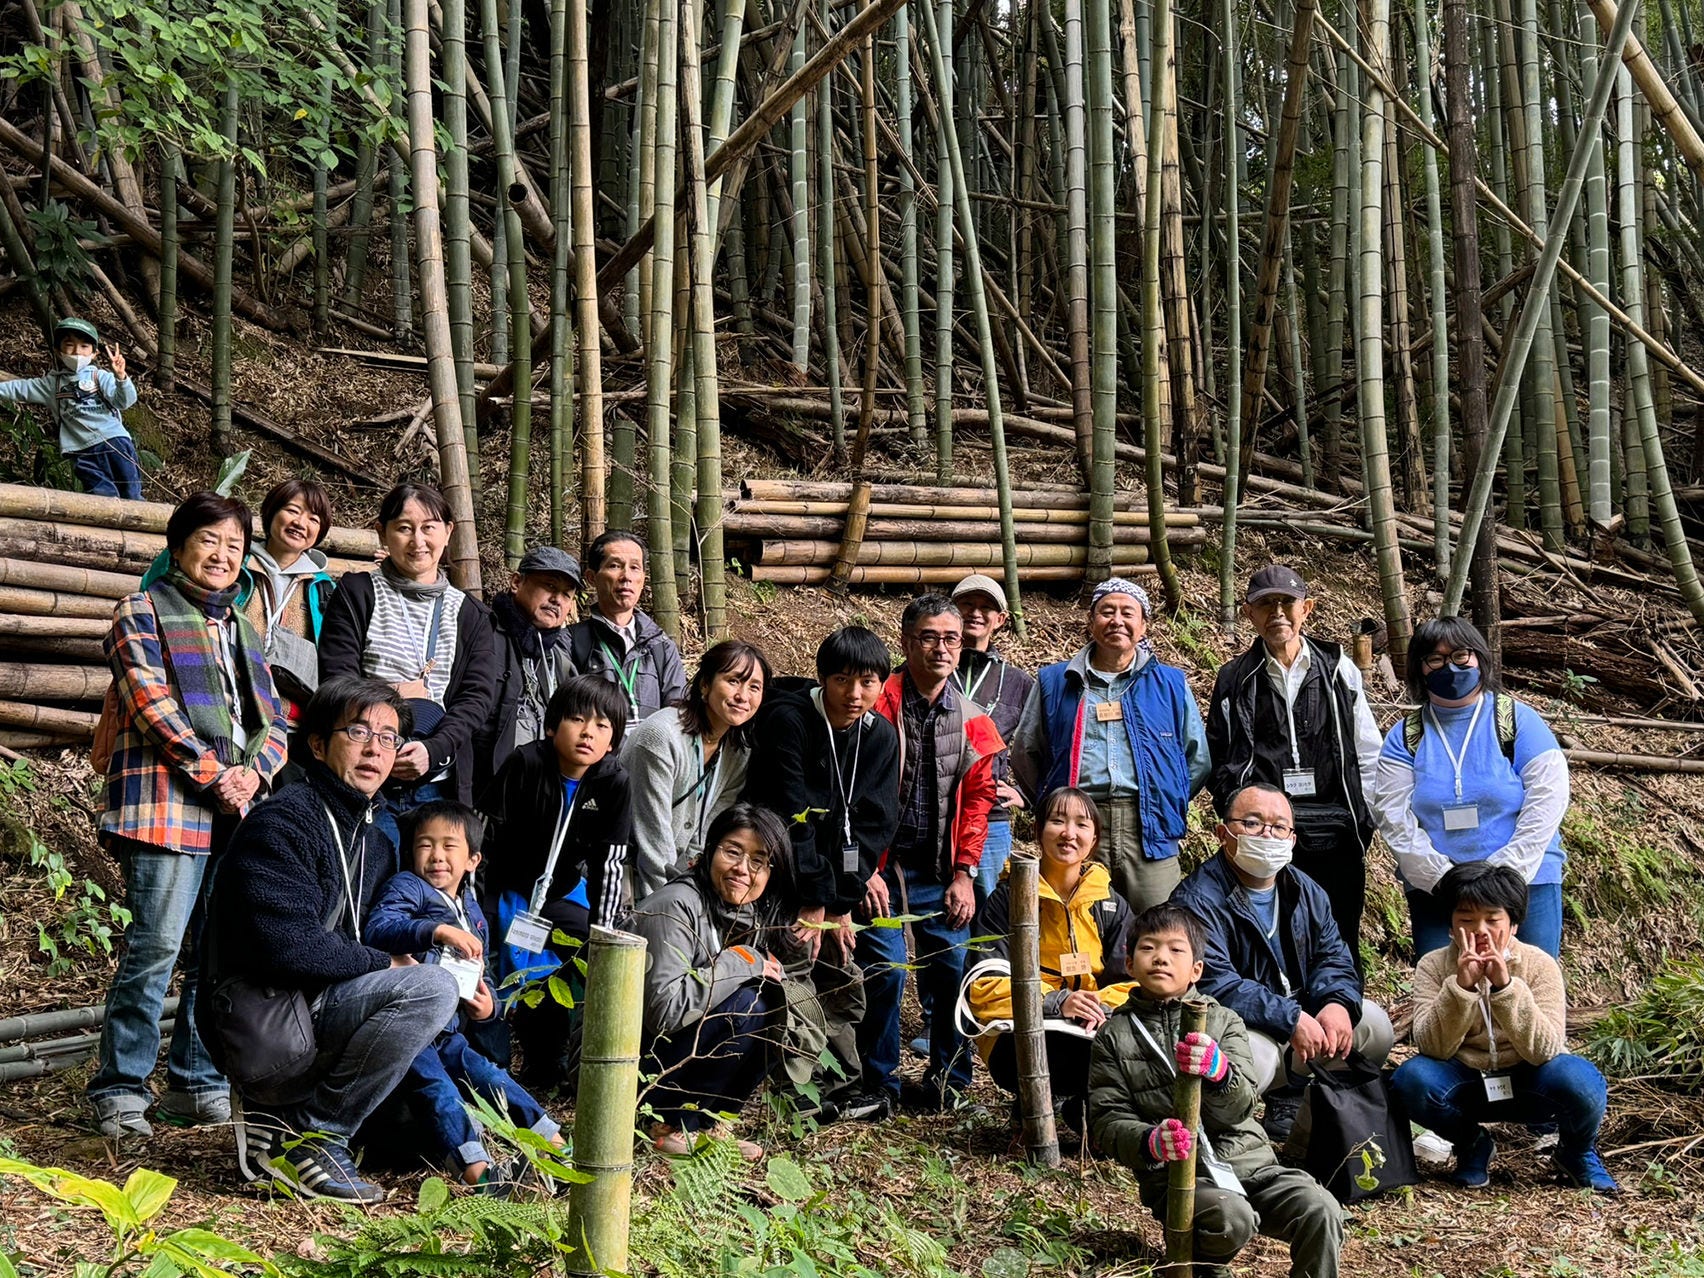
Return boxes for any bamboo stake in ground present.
[1008,854,1060,1168]
[1165,998,1209,1272]
[565,926,647,1277]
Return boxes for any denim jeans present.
[1390,1052,1607,1154]
[88,844,223,1107]
[856,865,972,1096]
[1408,880,1562,959]
[645,983,781,1131]
[264,965,460,1141]
[69,435,143,500]
[975,819,1014,902]
[373,779,447,855]
[406,1029,557,1171]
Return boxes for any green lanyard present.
[599,641,641,716]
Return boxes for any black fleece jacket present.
[317,571,498,805]
[200,763,398,996]
[477,739,632,931]
[741,688,901,915]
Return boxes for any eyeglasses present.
[335,723,404,751]
[1421,649,1478,672]
[911,631,962,649]
[712,843,772,873]
[1227,816,1294,840]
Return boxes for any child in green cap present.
[0,317,141,498]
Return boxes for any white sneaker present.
[1412,1128,1455,1166]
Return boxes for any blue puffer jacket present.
[1010,645,1209,862]
[366,869,491,1034]
[1170,852,1363,1041]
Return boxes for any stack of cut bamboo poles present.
[723,479,1211,585]
[0,484,377,750]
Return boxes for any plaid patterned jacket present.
[99,591,289,854]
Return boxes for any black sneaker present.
[274,1138,388,1205]
[232,1097,285,1184]
[837,1089,897,1122]
[901,1078,969,1113]
[1260,1093,1302,1144]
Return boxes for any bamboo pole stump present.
[566,925,647,1278]
[1008,854,1061,1167]
[1165,999,1210,1273]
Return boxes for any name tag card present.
[1483,1072,1515,1102]
[1442,802,1481,832]
[1095,700,1123,723]
[842,842,862,874]
[1282,768,1317,798]
[440,953,483,1000]
[505,910,552,954]
[1058,951,1093,978]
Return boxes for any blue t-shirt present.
[1379,698,1566,885]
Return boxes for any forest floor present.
[2,303,1703,1274]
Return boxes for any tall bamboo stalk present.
[789,20,812,370]
[1582,3,1614,527]
[569,0,605,540]
[645,0,683,638]
[850,1,883,473]
[443,0,479,482]
[1063,0,1095,481]
[405,0,481,594]
[1413,0,1450,574]
[386,0,413,343]
[311,35,332,340]
[933,0,956,485]
[819,0,846,462]
[897,1,926,447]
[1216,0,1244,626]
[344,0,385,307]
[1357,0,1412,661]
[1142,0,1183,610]
[548,0,572,547]
[210,81,239,456]
[1085,0,1117,588]
[157,146,180,393]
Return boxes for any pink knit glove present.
[1175,1031,1229,1082]
[1146,1118,1194,1163]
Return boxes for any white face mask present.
[61,352,94,372]
[1231,832,1294,878]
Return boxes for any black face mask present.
[1425,662,1481,700]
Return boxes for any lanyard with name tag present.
[1428,696,1486,833]
[1094,699,1123,722]
[1058,951,1093,978]
[1282,768,1317,798]
[506,785,579,953]
[1482,1071,1515,1102]
[440,953,483,999]
[818,691,865,874]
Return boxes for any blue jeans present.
[88,845,223,1106]
[258,965,461,1141]
[1408,880,1562,959]
[69,435,143,500]
[856,865,972,1096]
[373,779,447,855]
[1390,1052,1607,1154]
[645,983,781,1131]
[975,820,1014,902]
[406,1029,557,1171]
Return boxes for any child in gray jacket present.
[0,318,141,498]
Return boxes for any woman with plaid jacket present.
[88,491,289,1141]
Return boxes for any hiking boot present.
[1260,1093,1301,1144]
[901,1077,968,1113]
[837,1089,897,1122]
[94,1097,153,1140]
[272,1138,388,1205]
[1450,1129,1496,1188]
[1555,1145,1619,1195]
[155,1090,231,1128]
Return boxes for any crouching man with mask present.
[1171,783,1393,1140]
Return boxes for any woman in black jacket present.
[318,483,497,816]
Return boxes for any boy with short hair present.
[478,674,632,1087]
[366,801,565,1192]
[1391,862,1616,1194]
[1089,903,1346,1278]
[0,318,142,498]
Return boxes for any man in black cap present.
[474,545,582,792]
[1205,565,1383,966]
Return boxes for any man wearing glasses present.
[1206,564,1384,969]
[1010,577,1210,915]
[859,594,1002,1112]
[1172,782,1393,1133]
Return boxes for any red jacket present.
[874,672,1004,881]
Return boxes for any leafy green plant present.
[1165,606,1222,674]
[25,201,102,300]
[1583,961,1704,1092]
[0,1155,275,1277]
[0,405,75,488]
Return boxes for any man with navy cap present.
[1205,564,1383,965]
[1011,577,1209,913]
[474,545,582,791]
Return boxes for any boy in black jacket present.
[742,627,899,1119]
[479,675,632,1087]
[367,801,565,1192]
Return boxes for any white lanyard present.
[1426,695,1486,803]
[263,575,302,639]
[209,616,244,723]
[530,785,581,913]
[957,658,994,708]
[324,804,365,945]
[435,886,471,932]
[816,691,862,846]
[1129,1013,1245,1195]
[1277,659,1304,771]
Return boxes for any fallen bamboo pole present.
[729,499,1203,525]
[0,664,110,702]
[0,559,136,599]
[0,616,111,641]
[0,701,100,734]
[0,730,85,750]
[749,564,1161,586]
[756,537,1203,567]
[726,515,1197,543]
[1561,749,1704,773]
[0,636,106,662]
[0,518,376,581]
[0,997,179,1044]
[0,587,116,621]
[0,483,381,558]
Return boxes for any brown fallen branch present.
[0,701,99,735]
[0,730,83,752]
[1563,748,1704,774]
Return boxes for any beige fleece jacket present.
[1410,938,1567,1071]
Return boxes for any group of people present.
[78,472,1619,1267]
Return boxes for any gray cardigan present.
[624,876,767,1040]
[620,707,750,898]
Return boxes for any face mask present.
[1231,832,1294,878]
[1425,662,1481,700]
[61,352,94,372]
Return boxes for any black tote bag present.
[1296,1054,1420,1203]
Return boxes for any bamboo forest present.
[4,0,1704,1271]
